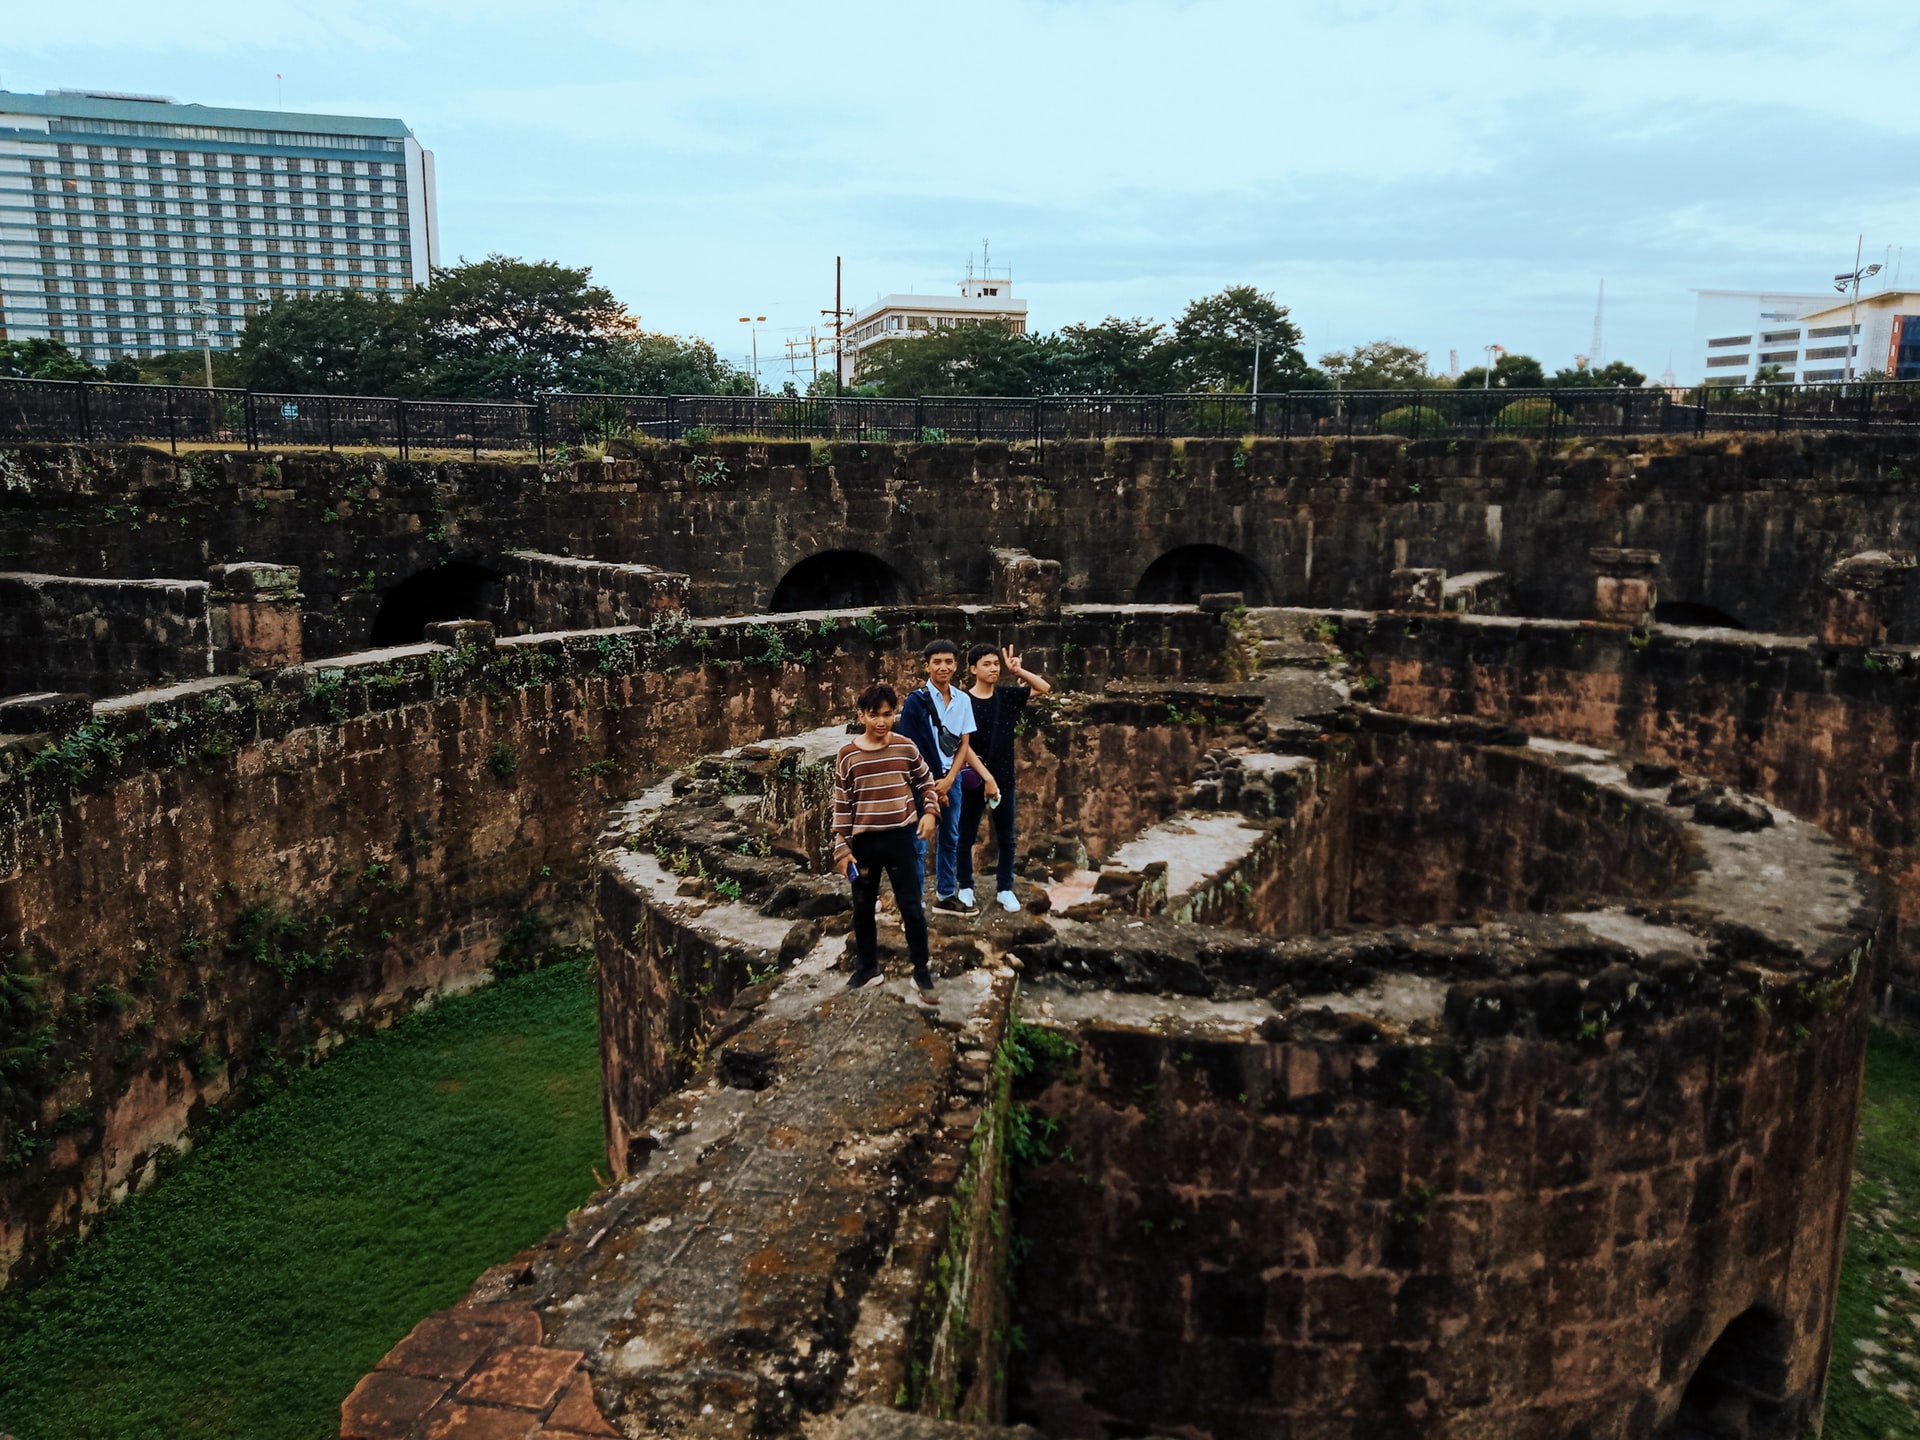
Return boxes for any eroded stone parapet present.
[0,571,214,696]
[988,547,1061,619]
[1590,546,1660,627]
[1441,568,1508,614]
[501,551,690,635]
[1820,549,1916,646]
[0,691,91,740]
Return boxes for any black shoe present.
[932,894,976,916]
[846,967,883,990]
[913,971,939,1006]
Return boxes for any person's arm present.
[831,752,855,875]
[936,735,969,799]
[907,743,940,842]
[967,735,1000,797]
[1003,644,1052,697]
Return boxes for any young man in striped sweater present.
[833,682,942,1005]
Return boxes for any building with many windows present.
[841,261,1027,384]
[0,88,437,366]
[1689,285,1920,385]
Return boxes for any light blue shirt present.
[925,681,975,769]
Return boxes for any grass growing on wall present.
[0,961,602,1440]
[1827,1025,1920,1440]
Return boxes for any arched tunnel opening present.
[1136,543,1270,605]
[1672,1305,1792,1438]
[769,550,906,612]
[1654,601,1746,630]
[369,561,504,647]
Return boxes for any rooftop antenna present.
[1591,279,1605,371]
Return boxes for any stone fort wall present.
[10,435,1920,659]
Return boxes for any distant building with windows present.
[0,88,438,365]
[1690,286,1920,385]
[842,261,1027,384]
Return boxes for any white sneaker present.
[997,890,1020,912]
[956,888,975,907]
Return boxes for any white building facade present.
[0,89,437,365]
[1689,290,1832,385]
[842,266,1027,384]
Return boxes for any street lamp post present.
[738,315,766,396]
[190,301,218,389]
[1833,235,1884,382]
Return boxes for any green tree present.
[138,347,245,387]
[1320,339,1439,390]
[233,289,424,395]
[573,332,751,395]
[410,255,638,399]
[1046,317,1175,393]
[856,320,1042,397]
[1548,359,1647,388]
[1454,353,1546,390]
[1167,285,1309,391]
[0,338,98,381]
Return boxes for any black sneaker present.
[932,894,976,916]
[846,967,883,990]
[913,973,939,1007]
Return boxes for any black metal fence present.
[7,377,1920,459]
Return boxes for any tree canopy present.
[1169,285,1312,392]
[852,287,1327,398]
[225,255,750,400]
[0,338,98,382]
[1319,340,1441,390]
[1455,353,1547,390]
[1547,359,1648,388]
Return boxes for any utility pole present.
[822,257,853,394]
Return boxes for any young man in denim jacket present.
[898,638,995,914]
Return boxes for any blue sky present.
[10,0,1919,383]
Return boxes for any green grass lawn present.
[1826,1025,1920,1440]
[0,962,603,1440]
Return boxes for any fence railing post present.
[166,386,177,456]
[536,396,547,464]
[74,381,90,444]
[245,390,258,450]
[396,398,407,460]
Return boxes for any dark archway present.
[1655,601,1746,630]
[369,561,504,647]
[1671,1306,1792,1438]
[769,551,906,612]
[1136,544,1270,605]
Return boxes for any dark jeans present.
[958,782,1017,893]
[849,825,931,982]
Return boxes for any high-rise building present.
[0,88,438,365]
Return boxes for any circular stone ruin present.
[548,672,1879,1439]
[336,655,1880,1440]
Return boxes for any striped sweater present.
[832,737,937,862]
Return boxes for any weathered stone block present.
[426,620,498,651]
[1819,550,1915,646]
[989,547,1061,618]
[1388,567,1446,613]
[1590,547,1660,627]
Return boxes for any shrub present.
[1375,405,1449,439]
[1492,398,1558,436]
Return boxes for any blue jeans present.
[933,785,966,897]
[958,783,1017,894]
